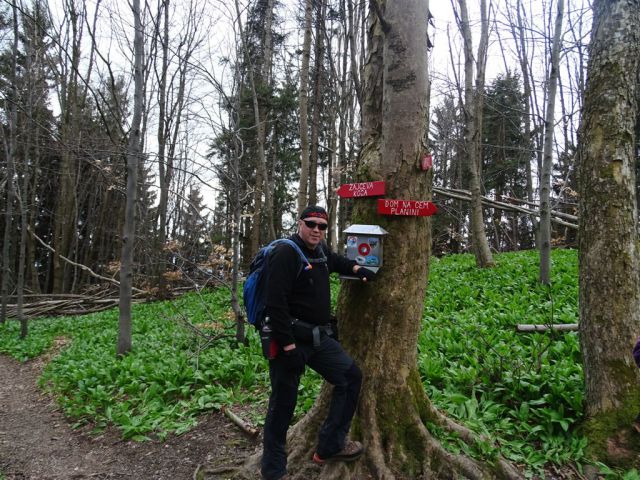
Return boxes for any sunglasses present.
[303,219,328,231]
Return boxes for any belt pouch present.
[291,320,314,343]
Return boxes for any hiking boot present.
[312,440,364,465]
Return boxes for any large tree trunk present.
[280,1,520,478]
[578,0,640,464]
[539,0,564,285]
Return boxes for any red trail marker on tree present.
[337,181,386,198]
[377,199,437,216]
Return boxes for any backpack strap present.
[269,239,312,273]
[308,242,328,265]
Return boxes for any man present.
[260,205,376,480]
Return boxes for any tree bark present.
[53,0,83,293]
[230,46,247,346]
[456,0,494,268]
[308,0,326,206]
[154,0,171,293]
[151,0,200,290]
[0,3,19,324]
[347,0,362,108]
[332,0,349,249]
[539,0,564,285]
[507,0,538,244]
[118,0,144,356]
[578,0,640,463]
[297,0,313,215]
[236,0,276,257]
[281,1,521,478]
[18,0,33,338]
[28,132,41,294]
[260,0,276,241]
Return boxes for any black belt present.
[291,319,333,347]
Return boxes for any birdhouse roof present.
[342,224,388,235]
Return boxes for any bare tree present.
[297,0,313,215]
[0,2,19,325]
[234,0,277,260]
[154,0,171,293]
[153,0,204,292]
[118,0,144,356]
[308,0,326,206]
[16,1,32,338]
[230,76,248,346]
[454,0,494,267]
[539,0,564,284]
[505,0,539,240]
[51,0,85,293]
[326,3,345,248]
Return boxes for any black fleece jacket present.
[264,234,356,347]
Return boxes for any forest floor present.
[0,352,259,480]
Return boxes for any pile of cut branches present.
[4,288,150,319]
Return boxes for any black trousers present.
[260,335,363,480]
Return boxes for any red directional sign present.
[377,199,438,217]
[337,181,386,198]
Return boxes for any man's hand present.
[281,347,305,373]
[354,267,376,282]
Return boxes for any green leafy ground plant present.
[0,249,618,476]
[420,249,584,474]
[0,289,275,440]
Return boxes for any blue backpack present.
[243,239,312,329]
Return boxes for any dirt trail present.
[0,354,257,480]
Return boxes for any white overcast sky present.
[45,0,589,211]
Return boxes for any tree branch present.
[433,186,578,229]
[27,226,146,294]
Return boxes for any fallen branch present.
[4,297,125,319]
[27,226,146,294]
[433,187,578,230]
[221,406,259,437]
[516,323,578,332]
[4,290,150,319]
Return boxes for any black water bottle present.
[260,317,277,359]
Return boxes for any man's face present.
[298,217,328,249]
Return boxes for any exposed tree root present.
[200,376,522,480]
[427,402,523,479]
[200,392,523,480]
[272,382,525,480]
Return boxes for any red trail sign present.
[377,199,437,217]
[337,181,386,198]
